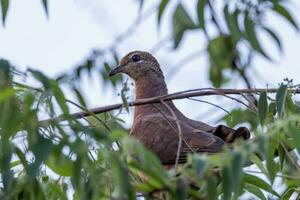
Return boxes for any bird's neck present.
[134,75,170,117]
[135,75,168,99]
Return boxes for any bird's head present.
[109,51,164,80]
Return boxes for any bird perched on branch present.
[109,50,250,165]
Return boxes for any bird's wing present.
[130,114,224,165]
[184,117,250,143]
[181,117,215,133]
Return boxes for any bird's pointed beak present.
[109,64,125,77]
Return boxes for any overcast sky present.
[0,0,299,126]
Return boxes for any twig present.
[239,93,257,112]
[39,88,300,124]
[209,91,256,113]
[66,100,111,132]
[280,142,300,173]
[188,97,231,116]
[233,61,252,89]
[207,0,223,34]
[151,104,195,153]
[160,100,182,171]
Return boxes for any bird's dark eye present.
[132,54,141,62]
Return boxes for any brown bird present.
[109,51,250,165]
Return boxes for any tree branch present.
[40,87,300,125]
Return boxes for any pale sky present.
[0,0,299,126]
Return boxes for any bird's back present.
[130,112,224,165]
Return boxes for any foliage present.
[0,55,300,200]
[159,0,298,88]
[0,0,300,199]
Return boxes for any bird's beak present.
[109,64,125,76]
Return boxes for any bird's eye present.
[132,54,141,62]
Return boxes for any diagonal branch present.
[151,104,195,154]
[159,100,183,170]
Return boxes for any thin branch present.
[207,0,223,34]
[240,92,257,112]
[160,100,183,171]
[210,91,256,113]
[151,104,195,153]
[280,142,300,173]
[39,88,300,124]
[188,97,231,116]
[66,99,111,132]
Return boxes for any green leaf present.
[263,27,282,52]
[288,123,300,155]
[73,87,87,108]
[0,87,14,103]
[244,174,280,197]
[174,178,188,200]
[46,153,74,177]
[244,13,270,59]
[209,62,226,87]
[0,59,13,89]
[197,0,207,29]
[231,151,244,196]
[9,160,20,168]
[174,4,196,28]
[123,138,169,186]
[266,137,278,183]
[281,187,296,200]
[250,155,268,175]
[223,108,258,130]
[244,183,267,200]
[50,81,69,114]
[107,152,134,200]
[207,35,236,87]
[266,102,276,123]
[46,142,75,177]
[255,135,268,159]
[1,0,9,26]
[286,94,296,113]
[157,0,169,26]
[258,92,268,125]
[29,134,54,179]
[15,147,29,172]
[224,5,241,42]
[30,69,51,89]
[276,84,288,118]
[42,0,48,17]
[47,182,68,200]
[0,141,13,191]
[277,143,285,170]
[172,4,197,48]
[190,156,208,180]
[273,3,299,31]
[207,176,217,200]
[222,166,232,200]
